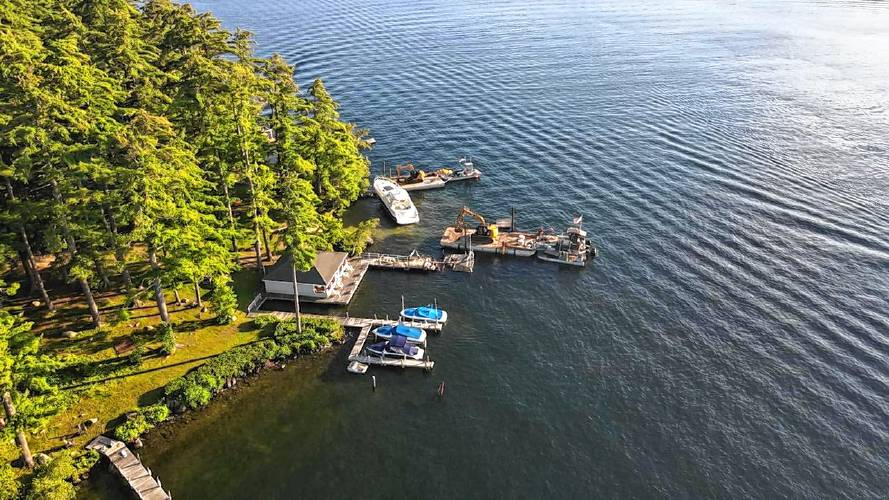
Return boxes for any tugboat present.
[537,216,597,267]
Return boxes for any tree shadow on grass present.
[60,351,225,390]
[138,387,165,407]
[174,317,217,333]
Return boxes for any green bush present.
[113,404,171,442]
[72,450,100,476]
[210,279,238,324]
[164,318,343,411]
[127,346,145,366]
[27,452,77,500]
[182,382,212,409]
[0,462,19,500]
[160,325,176,356]
[113,307,132,325]
[142,403,170,424]
[114,415,151,443]
[253,315,279,329]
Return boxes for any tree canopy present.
[1,0,372,326]
[0,0,374,490]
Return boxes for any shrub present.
[210,278,237,324]
[182,382,212,409]
[72,450,100,476]
[27,452,77,500]
[160,325,176,356]
[114,415,151,443]
[128,346,145,366]
[142,403,170,424]
[0,462,19,500]
[253,315,279,329]
[163,318,343,411]
[113,307,132,325]
[114,404,171,442]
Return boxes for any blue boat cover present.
[378,324,423,339]
[405,306,444,320]
[390,334,408,348]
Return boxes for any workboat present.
[440,207,538,256]
[537,216,597,267]
[373,324,427,344]
[373,177,419,225]
[400,305,448,324]
[444,157,482,182]
[383,163,447,191]
[366,334,425,360]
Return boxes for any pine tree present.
[0,311,63,468]
[298,80,370,214]
[121,111,231,324]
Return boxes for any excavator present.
[454,206,497,243]
[395,163,426,184]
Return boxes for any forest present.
[0,0,374,496]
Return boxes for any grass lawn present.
[1,262,268,466]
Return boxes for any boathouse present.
[263,251,352,299]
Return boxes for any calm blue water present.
[103,0,889,498]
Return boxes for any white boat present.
[373,177,419,225]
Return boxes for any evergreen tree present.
[1,311,63,468]
[298,80,370,213]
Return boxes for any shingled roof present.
[263,252,348,286]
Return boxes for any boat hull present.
[440,238,537,257]
[373,178,419,225]
[537,252,586,267]
[366,344,425,360]
[398,178,447,191]
[373,326,427,344]
[400,308,448,324]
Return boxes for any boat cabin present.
[262,251,352,299]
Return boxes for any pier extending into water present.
[87,436,171,500]
[248,310,438,373]
[360,250,443,271]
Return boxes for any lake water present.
[87,0,889,497]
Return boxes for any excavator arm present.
[395,163,417,177]
[455,206,486,231]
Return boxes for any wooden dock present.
[359,251,442,272]
[87,436,171,500]
[247,311,438,373]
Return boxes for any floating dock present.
[87,436,171,500]
[360,250,442,271]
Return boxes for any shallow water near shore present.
[81,0,889,497]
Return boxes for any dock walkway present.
[359,251,442,272]
[87,436,171,500]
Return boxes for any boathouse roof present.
[264,251,348,285]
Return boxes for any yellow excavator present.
[395,163,425,183]
[454,206,498,241]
